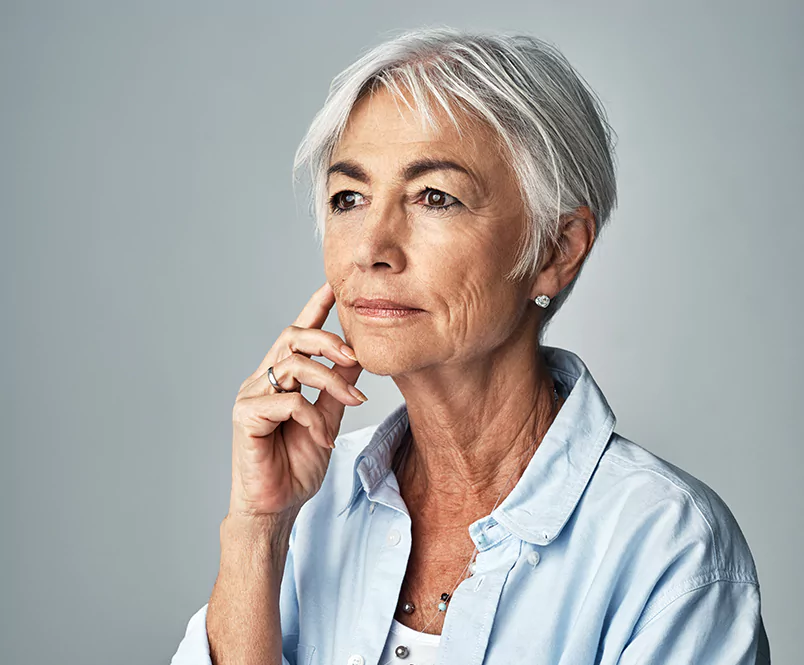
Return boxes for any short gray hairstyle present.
[293,25,618,338]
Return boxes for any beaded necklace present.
[388,384,561,649]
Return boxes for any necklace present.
[389,383,561,649]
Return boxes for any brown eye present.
[425,190,447,206]
[329,191,364,214]
[420,187,460,213]
[339,192,357,209]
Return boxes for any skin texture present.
[324,86,596,634]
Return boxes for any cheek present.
[323,231,354,287]
[323,230,361,342]
[458,283,524,358]
[426,255,516,334]
[432,226,525,334]
[452,274,514,322]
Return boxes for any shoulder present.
[586,434,766,640]
[588,432,759,584]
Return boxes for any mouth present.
[352,297,424,320]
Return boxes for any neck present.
[392,337,563,528]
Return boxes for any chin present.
[350,337,431,377]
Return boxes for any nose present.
[352,197,408,273]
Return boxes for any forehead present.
[332,86,498,168]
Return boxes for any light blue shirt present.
[171,345,771,665]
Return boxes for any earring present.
[534,294,550,308]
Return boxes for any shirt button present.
[369,503,375,513]
[528,550,541,566]
[386,528,401,546]
[347,655,364,665]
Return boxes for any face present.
[324,87,538,377]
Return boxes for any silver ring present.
[266,366,288,393]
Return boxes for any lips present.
[352,297,421,310]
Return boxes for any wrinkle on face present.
[322,85,570,524]
[324,86,530,380]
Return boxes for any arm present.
[170,282,359,664]
[170,512,301,665]
[617,576,771,664]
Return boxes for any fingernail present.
[340,345,358,361]
[348,384,368,402]
[328,434,337,449]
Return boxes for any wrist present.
[220,511,297,569]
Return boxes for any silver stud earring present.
[534,294,550,308]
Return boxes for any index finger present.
[292,282,337,330]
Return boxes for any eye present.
[418,187,462,213]
[327,187,462,216]
[328,190,366,215]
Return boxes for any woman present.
[171,27,770,665]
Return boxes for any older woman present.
[171,27,770,665]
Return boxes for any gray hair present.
[293,25,618,337]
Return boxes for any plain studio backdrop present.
[1,1,801,663]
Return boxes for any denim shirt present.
[171,345,771,665]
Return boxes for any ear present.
[528,206,596,301]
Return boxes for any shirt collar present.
[335,345,617,546]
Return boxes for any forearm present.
[206,512,296,665]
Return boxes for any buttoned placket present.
[434,516,523,665]
[345,462,529,665]
[348,493,525,665]
[347,474,413,665]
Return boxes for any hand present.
[228,282,366,518]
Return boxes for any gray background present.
[2,1,801,663]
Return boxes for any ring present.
[267,366,288,393]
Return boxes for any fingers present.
[292,281,336,330]
[232,390,334,451]
[235,281,365,441]
[241,325,360,395]
[281,325,358,370]
[315,360,364,430]
[242,283,345,389]
[241,352,367,406]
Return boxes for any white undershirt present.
[378,617,441,665]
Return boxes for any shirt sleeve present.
[617,577,771,664]
[170,521,302,665]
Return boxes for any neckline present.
[390,617,442,645]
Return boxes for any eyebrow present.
[326,157,477,186]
